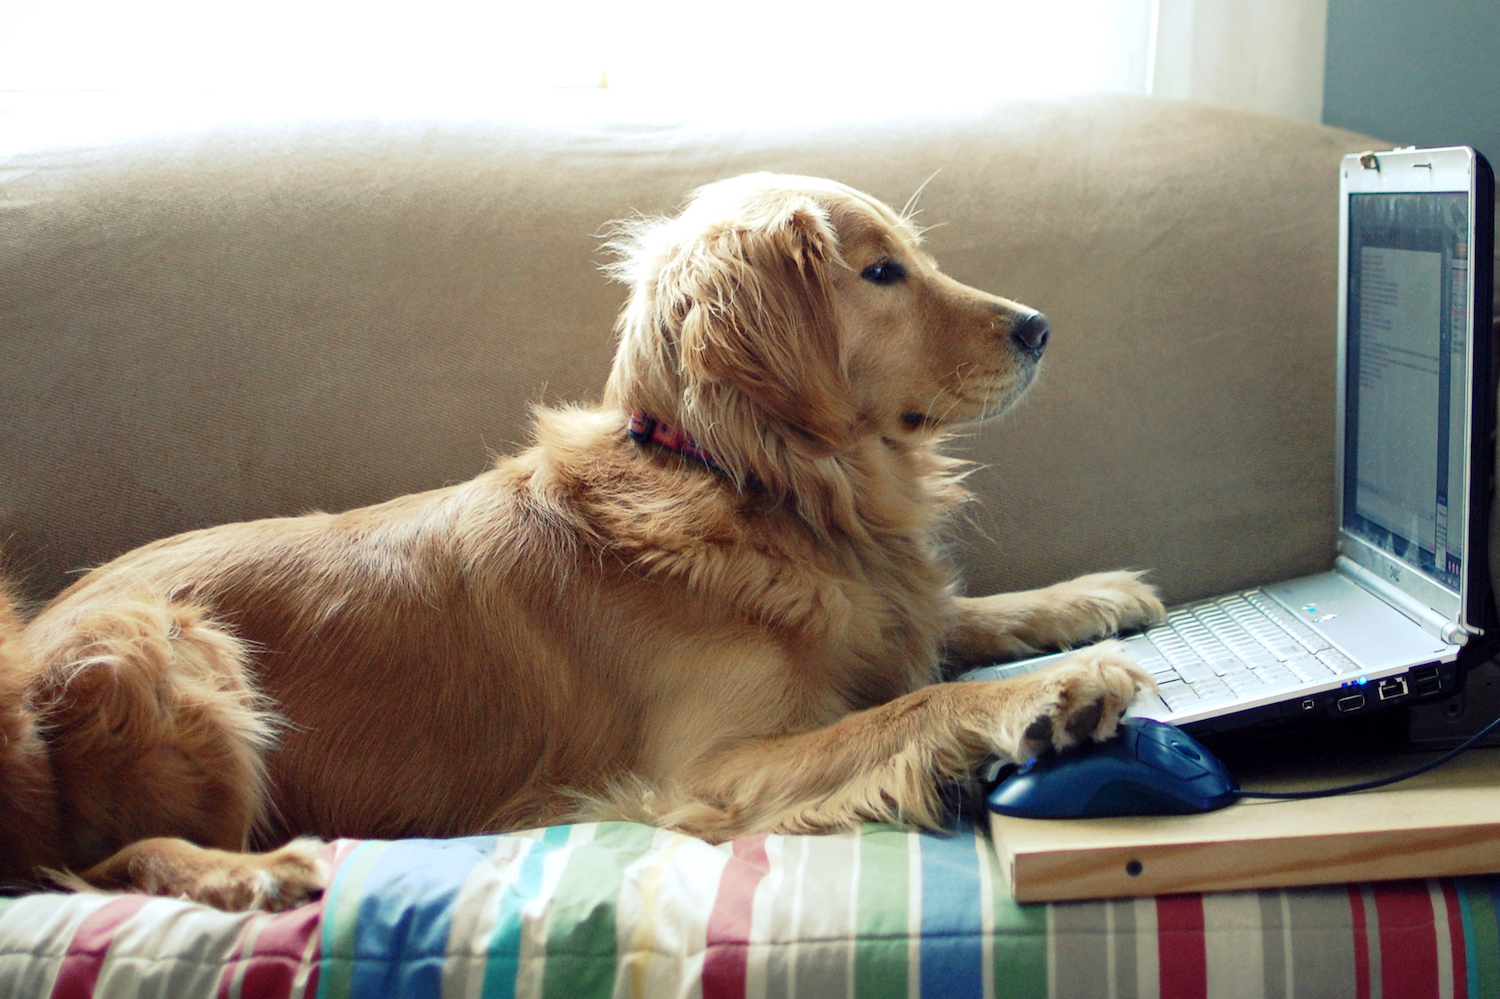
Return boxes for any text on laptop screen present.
[1343,191,1470,591]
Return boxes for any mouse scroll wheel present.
[1168,738,1202,761]
[1136,735,1209,780]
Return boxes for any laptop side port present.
[1414,669,1443,697]
[1337,693,1367,713]
[1377,676,1409,701]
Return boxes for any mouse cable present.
[1233,711,1500,801]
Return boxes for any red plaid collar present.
[627,411,725,474]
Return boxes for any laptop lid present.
[1335,146,1495,641]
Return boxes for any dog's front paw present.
[993,641,1153,762]
[246,839,331,911]
[76,836,330,912]
[1021,570,1166,650]
[166,837,330,911]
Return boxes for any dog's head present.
[605,174,1046,478]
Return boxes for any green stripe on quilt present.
[538,823,660,999]
[982,834,1047,999]
[482,824,575,999]
[854,824,909,999]
[1462,877,1500,998]
[318,840,394,999]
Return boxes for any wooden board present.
[989,746,1500,903]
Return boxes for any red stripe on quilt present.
[217,902,325,999]
[1443,880,1468,998]
[702,835,770,999]
[215,840,347,999]
[1349,885,1371,999]
[1375,881,1439,998]
[50,895,152,999]
[1155,895,1207,999]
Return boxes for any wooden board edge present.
[1001,822,1500,903]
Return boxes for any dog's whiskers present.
[900,172,941,232]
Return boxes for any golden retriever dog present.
[0,173,1162,910]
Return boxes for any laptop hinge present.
[1336,556,1468,646]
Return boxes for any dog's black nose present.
[1009,311,1050,357]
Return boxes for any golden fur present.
[0,174,1161,910]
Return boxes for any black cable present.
[1233,711,1500,801]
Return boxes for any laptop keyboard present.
[1137,591,1360,712]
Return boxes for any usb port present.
[1377,677,1409,701]
[1417,675,1443,697]
[1337,693,1366,713]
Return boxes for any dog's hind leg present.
[17,595,325,909]
[0,588,65,890]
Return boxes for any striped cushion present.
[0,821,1489,998]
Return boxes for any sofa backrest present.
[0,94,1385,606]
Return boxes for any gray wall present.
[1323,0,1500,165]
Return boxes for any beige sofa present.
[13,94,1488,999]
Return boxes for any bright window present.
[4,0,1155,111]
[3,0,1326,124]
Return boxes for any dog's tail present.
[0,582,65,887]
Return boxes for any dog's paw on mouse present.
[66,837,329,912]
[994,641,1154,762]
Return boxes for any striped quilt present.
[0,820,1492,999]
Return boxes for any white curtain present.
[2,0,1327,123]
[1150,0,1328,123]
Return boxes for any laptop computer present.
[964,146,1496,739]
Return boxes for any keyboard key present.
[1252,665,1301,689]
[1285,662,1322,682]
[1159,684,1200,710]
[1294,633,1331,653]
[1222,670,1260,694]
[1316,649,1358,674]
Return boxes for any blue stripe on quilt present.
[323,836,499,999]
[918,819,984,999]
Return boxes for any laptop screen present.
[1342,190,1471,593]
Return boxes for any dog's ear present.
[674,200,857,454]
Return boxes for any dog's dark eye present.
[861,260,906,285]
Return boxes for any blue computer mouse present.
[987,717,1239,818]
